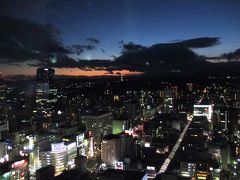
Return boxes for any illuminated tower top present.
[36,67,55,82]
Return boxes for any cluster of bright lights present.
[193,105,212,121]
[11,159,28,169]
[88,137,94,158]
[159,116,193,174]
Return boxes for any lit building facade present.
[76,133,87,156]
[0,158,29,180]
[33,68,55,130]
[101,135,121,165]
[101,134,134,166]
[36,68,55,83]
[179,161,196,178]
[0,85,9,139]
[38,142,77,176]
[81,112,113,147]
[163,88,174,113]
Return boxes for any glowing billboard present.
[11,159,28,169]
[51,142,66,152]
[193,105,212,121]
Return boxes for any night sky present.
[1,0,240,76]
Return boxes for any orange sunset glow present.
[0,64,144,77]
[55,68,144,76]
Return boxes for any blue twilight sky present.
[2,0,240,60]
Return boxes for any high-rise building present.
[76,133,86,156]
[33,68,56,129]
[101,134,121,165]
[228,101,240,135]
[163,88,174,113]
[124,102,136,121]
[38,142,77,176]
[36,68,55,83]
[0,85,9,139]
[101,134,134,166]
[81,112,113,147]
[163,88,174,112]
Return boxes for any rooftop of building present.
[81,110,113,117]
[36,165,55,173]
[98,169,146,180]
[102,134,121,140]
[55,169,92,180]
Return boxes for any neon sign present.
[11,160,28,169]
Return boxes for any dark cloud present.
[86,37,100,44]
[114,37,220,71]
[0,16,102,67]
[111,55,117,59]
[50,54,79,68]
[0,16,222,74]
[222,48,240,61]
[176,37,220,48]
[168,39,181,43]
[118,40,124,44]
[46,37,220,72]
[68,37,100,55]
[118,40,125,49]
[115,43,195,70]
[121,42,146,54]
[68,44,96,55]
[49,55,113,70]
[77,59,112,67]
[101,48,105,53]
[0,16,105,70]
[0,16,69,64]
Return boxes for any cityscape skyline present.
[1,68,240,179]
[2,1,240,179]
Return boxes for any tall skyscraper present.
[163,88,174,113]
[0,85,9,139]
[36,68,55,83]
[33,67,55,130]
